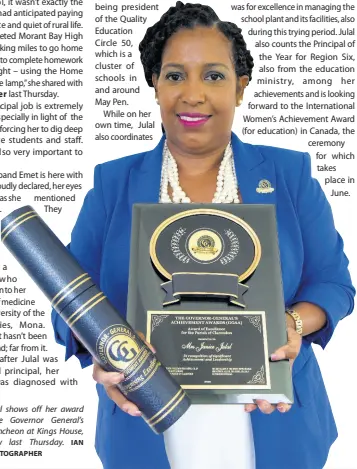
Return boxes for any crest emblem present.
[97,325,141,372]
[256,179,274,194]
[188,229,222,263]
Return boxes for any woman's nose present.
[180,79,206,106]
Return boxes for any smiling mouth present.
[177,113,211,120]
[177,114,211,126]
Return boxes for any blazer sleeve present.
[290,152,355,348]
[51,164,106,368]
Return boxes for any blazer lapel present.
[128,132,277,207]
[231,132,277,206]
[127,135,165,207]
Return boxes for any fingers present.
[137,331,156,354]
[270,326,302,361]
[244,403,257,413]
[92,360,124,386]
[245,400,292,414]
[253,400,276,414]
[105,385,142,417]
[92,360,141,417]
[276,402,292,413]
[253,400,292,414]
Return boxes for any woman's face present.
[152,26,249,156]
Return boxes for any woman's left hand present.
[244,325,302,414]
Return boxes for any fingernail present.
[134,410,142,417]
[253,399,264,407]
[270,354,280,361]
[277,406,286,413]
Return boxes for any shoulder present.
[233,133,307,177]
[94,150,148,196]
[247,142,310,195]
[85,150,149,216]
[96,150,148,183]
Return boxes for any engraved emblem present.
[193,235,217,254]
[256,179,275,194]
[187,229,223,263]
[97,325,141,372]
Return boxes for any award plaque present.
[127,204,293,404]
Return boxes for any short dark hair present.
[139,1,254,88]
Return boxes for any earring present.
[237,99,243,106]
[155,98,159,105]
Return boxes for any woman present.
[52,2,354,468]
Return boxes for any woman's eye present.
[206,72,224,81]
[166,73,183,81]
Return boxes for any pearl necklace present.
[159,141,240,204]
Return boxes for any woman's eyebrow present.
[162,62,229,70]
[162,63,184,70]
[204,63,229,70]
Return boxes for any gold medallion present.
[187,229,223,263]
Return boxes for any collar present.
[139,132,264,172]
[128,132,275,206]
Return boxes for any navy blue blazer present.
[52,132,355,469]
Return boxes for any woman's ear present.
[236,75,249,107]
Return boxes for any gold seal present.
[97,325,141,372]
[187,229,222,262]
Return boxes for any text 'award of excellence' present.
[1,206,191,433]
[127,204,293,404]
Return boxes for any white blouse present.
[164,404,256,469]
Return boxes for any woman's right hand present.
[92,331,155,417]
[92,360,142,417]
